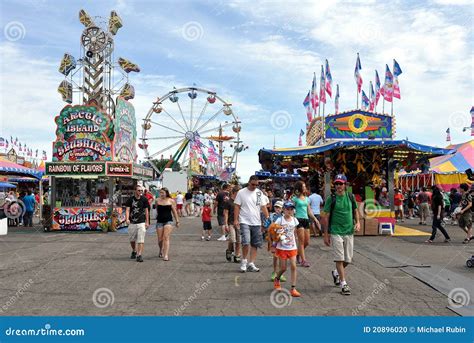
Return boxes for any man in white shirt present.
[234,175,269,272]
[175,191,184,217]
[308,188,323,236]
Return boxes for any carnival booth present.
[259,110,453,235]
[397,140,474,192]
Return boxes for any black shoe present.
[331,270,340,286]
[341,284,351,295]
[226,249,232,262]
[131,251,137,259]
[233,255,241,263]
[136,255,144,262]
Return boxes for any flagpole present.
[382,99,385,115]
[322,102,326,143]
[356,91,359,109]
[391,100,394,117]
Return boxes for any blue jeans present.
[23,210,34,227]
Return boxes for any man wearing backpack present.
[321,174,360,295]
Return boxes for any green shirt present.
[292,196,309,219]
[323,192,357,236]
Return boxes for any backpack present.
[328,192,357,233]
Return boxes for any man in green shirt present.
[321,174,360,295]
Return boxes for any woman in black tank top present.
[155,188,180,261]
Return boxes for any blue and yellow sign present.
[324,110,394,139]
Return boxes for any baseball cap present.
[334,174,347,183]
[274,200,284,208]
[283,201,295,209]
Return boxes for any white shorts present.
[331,234,354,263]
[395,205,403,212]
[129,223,146,244]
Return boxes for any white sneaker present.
[217,235,227,241]
[247,262,260,272]
[240,259,248,273]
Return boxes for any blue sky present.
[0,0,472,180]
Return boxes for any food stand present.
[45,99,153,231]
[259,109,454,235]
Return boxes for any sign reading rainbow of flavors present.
[52,104,113,161]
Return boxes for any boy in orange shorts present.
[272,201,301,297]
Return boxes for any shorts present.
[296,218,310,229]
[275,248,297,259]
[203,221,212,231]
[129,223,146,244]
[177,204,183,210]
[240,224,263,248]
[420,203,430,218]
[156,221,173,229]
[217,214,226,226]
[228,225,241,244]
[311,214,321,225]
[331,234,354,263]
[395,205,403,212]
[459,212,472,228]
[186,199,192,204]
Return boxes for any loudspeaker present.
[86,50,93,58]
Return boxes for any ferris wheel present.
[140,87,242,176]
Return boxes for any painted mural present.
[113,97,137,163]
[52,207,125,231]
[52,104,113,162]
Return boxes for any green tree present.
[151,159,182,173]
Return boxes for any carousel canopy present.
[429,139,474,173]
[0,158,43,179]
[260,139,454,157]
[255,171,301,179]
[0,182,16,189]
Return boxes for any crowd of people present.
[3,189,39,227]
[124,174,360,298]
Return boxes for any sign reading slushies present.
[46,162,106,176]
[52,104,113,161]
[51,207,125,231]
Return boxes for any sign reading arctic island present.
[52,104,113,161]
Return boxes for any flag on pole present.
[393,59,402,99]
[35,149,38,158]
[325,59,333,98]
[354,53,363,93]
[446,128,451,142]
[311,73,319,113]
[319,65,326,104]
[298,129,304,147]
[303,91,312,122]
[0,137,4,148]
[369,81,375,111]
[382,64,394,102]
[42,150,47,160]
[335,84,340,114]
[361,90,370,110]
[5,140,8,149]
[375,70,381,105]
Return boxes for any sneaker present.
[271,272,277,281]
[225,249,232,262]
[217,235,227,241]
[130,251,137,259]
[206,236,211,241]
[240,260,247,273]
[444,239,451,243]
[341,284,351,295]
[332,270,340,286]
[290,288,301,297]
[233,255,241,263]
[201,236,205,241]
[280,274,287,282]
[247,263,260,272]
[136,255,144,262]
[300,260,310,267]
[273,278,281,290]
